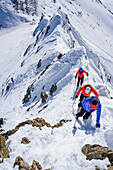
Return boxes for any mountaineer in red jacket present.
[75,84,99,107]
[75,67,88,87]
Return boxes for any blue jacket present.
[82,96,101,124]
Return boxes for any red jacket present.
[76,69,88,78]
[76,84,99,98]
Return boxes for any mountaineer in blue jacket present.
[76,96,101,128]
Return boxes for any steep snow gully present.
[0,5,113,170]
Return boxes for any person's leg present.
[77,77,80,87]
[83,112,91,119]
[80,93,85,102]
[81,77,84,86]
[78,94,85,107]
[76,107,86,119]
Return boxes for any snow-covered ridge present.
[0,0,29,28]
[19,10,112,109]
[0,0,113,170]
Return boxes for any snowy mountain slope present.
[0,0,113,170]
[37,0,113,89]
[0,0,31,28]
[38,0,113,53]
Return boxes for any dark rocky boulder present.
[22,84,34,104]
[0,135,9,163]
[49,83,57,96]
[40,92,48,102]
[82,144,113,170]
[37,59,42,68]
[21,137,31,144]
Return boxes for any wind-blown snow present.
[0,0,113,169]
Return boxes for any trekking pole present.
[72,98,76,117]
[72,98,78,129]
[75,78,76,86]
[75,76,77,87]
[72,98,76,106]
[87,75,89,83]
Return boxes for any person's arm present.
[75,70,79,78]
[92,87,99,98]
[96,103,101,126]
[76,86,84,97]
[83,70,88,76]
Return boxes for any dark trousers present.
[77,107,91,119]
[80,93,86,102]
[77,77,84,87]
[78,94,87,107]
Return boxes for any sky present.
[0,0,113,169]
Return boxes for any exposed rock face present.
[21,137,31,144]
[2,118,71,139]
[52,119,71,128]
[95,166,100,170]
[0,135,9,163]
[13,156,42,169]
[32,160,42,170]
[49,83,57,96]
[2,118,50,139]
[37,59,42,68]
[13,156,30,169]
[82,144,113,169]
[40,92,48,102]
[0,118,3,127]
[22,83,34,105]
[82,144,113,162]
[108,162,113,170]
[0,116,71,164]
[6,84,10,92]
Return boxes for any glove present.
[75,76,77,79]
[75,95,78,98]
[87,73,89,76]
[96,124,100,128]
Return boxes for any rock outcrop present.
[0,118,3,127]
[2,118,71,139]
[49,83,57,96]
[0,118,71,163]
[37,59,42,68]
[13,156,42,170]
[0,135,9,163]
[22,82,35,105]
[40,92,48,103]
[21,137,31,144]
[82,144,113,170]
